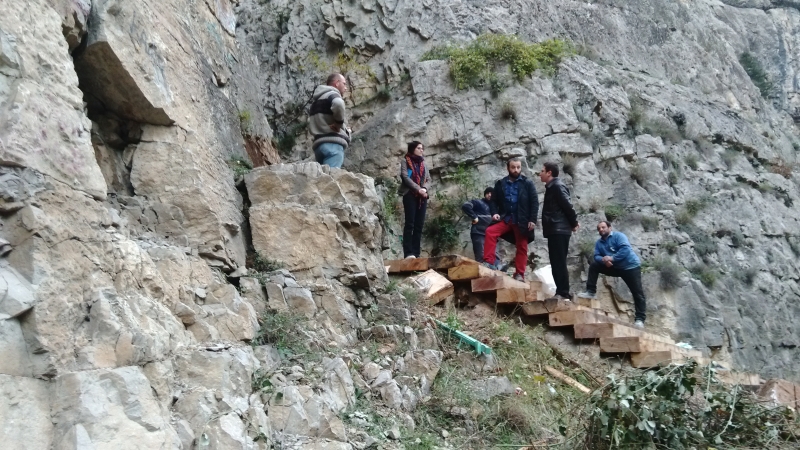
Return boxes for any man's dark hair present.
[598,220,612,228]
[484,187,493,195]
[407,141,423,155]
[543,162,560,177]
[506,157,523,168]
[326,73,344,85]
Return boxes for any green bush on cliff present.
[421,34,572,90]
[739,52,773,98]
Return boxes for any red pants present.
[484,221,529,276]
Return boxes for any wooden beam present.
[549,310,624,327]
[630,348,706,368]
[405,269,454,305]
[599,337,676,353]
[574,323,675,344]
[471,275,529,292]
[576,297,600,309]
[496,288,534,304]
[428,255,477,270]
[386,258,429,273]
[545,366,591,394]
[521,299,591,316]
[448,264,496,281]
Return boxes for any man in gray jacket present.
[308,73,351,168]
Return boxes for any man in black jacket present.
[483,158,539,281]
[540,162,579,299]
[462,187,500,264]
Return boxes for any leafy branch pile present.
[421,34,572,90]
[584,362,798,449]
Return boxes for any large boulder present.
[246,163,385,287]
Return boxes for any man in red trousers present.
[483,158,539,281]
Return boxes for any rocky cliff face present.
[238,0,800,381]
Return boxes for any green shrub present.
[685,154,699,170]
[252,310,306,355]
[603,204,625,222]
[421,34,572,90]
[227,156,253,178]
[690,263,717,287]
[629,163,648,186]
[423,213,460,254]
[661,241,678,254]
[252,253,284,272]
[375,85,392,101]
[651,256,681,290]
[239,110,252,134]
[667,170,679,185]
[400,286,421,306]
[578,238,596,260]
[739,52,773,98]
[423,164,479,254]
[378,178,401,225]
[499,101,517,120]
[640,215,659,232]
[584,362,798,449]
[561,153,579,177]
[735,267,758,286]
[685,197,709,216]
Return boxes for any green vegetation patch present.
[421,34,572,90]
[739,52,773,98]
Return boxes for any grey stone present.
[471,376,516,400]
[284,287,317,318]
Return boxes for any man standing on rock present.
[540,162,579,300]
[462,187,501,264]
[579,221,647,328]
[309,73,351,168]
[483,158,538,282]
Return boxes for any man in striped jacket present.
[308,73,351,168]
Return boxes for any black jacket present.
[461,198,493,236]
[541,177,578,237]
[489,175,539,242]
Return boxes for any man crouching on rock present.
[482,158,538,282]
[309,73,351,168]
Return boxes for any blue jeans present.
[314,143,345,168]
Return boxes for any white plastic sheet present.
[532,265,557,297]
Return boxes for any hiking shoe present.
[498,261,511,272]
[482,261,498,270]
[546,294,572,302]
[512,273,525,282]
[404,255,416,259]
[577,291,596,299]
[633,320,645,329]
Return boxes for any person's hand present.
[602,256,612,263]
[330,124,341,132]
[604,260,613,268]
[492,214,501,221]
[572,223,580,232]
[527,222,535,231]
[472,218,479,225]
[418,188,428,199]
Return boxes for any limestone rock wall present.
[0,0,289,448]
[239,0,800,381]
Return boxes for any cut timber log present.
[576,296,600,309]
[428,255,476,270]
[630,348,706,368]
[496,288,533,304]
[549,310,624,327]
[405,269,453,305]
[599,337,676,353]
[521,299,593,316]
[386,258,429,273]
[471,275,529,292]
[758,379,800,408]
[545,366,591,394]
[717,371,763,387]
[448,264,496,281]
[574,323,675,345]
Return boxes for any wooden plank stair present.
[389,255,713,372]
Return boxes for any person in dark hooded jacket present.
[462,187,501,264]
[540,162,579,299]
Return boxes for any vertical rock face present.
[0,0,280,448]
[239,0,800,381]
